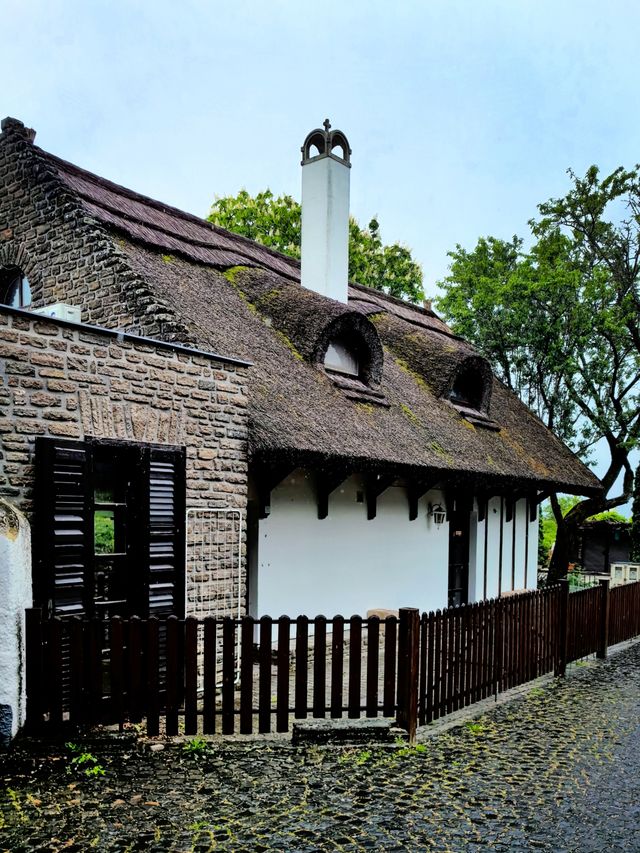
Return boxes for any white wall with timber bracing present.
[470,496,538,603]
[254,472,539,618]
[255,471,449,619]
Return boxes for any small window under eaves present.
[324,340,360,378]
[0,266,32,308]
[449,368,482,411]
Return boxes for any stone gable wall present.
[0,120,191,343]
[0,308,249,616]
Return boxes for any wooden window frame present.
[33,436,186,620]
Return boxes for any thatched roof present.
[26,140,603,495]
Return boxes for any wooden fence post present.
[396,607,420,744]
[556,579,570,677]
[597,578,610,659]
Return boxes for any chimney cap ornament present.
[301,119,352,167]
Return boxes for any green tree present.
[208,190,424,303]
[436,165,640,581]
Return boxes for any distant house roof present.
[11,136,602,495]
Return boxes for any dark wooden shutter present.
[34,437,93,618]
[141,446,186,618]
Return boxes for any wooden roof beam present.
[365,473,395,521]
[407,478,439,521]
[256,463,297,519]
[316,469,351,520]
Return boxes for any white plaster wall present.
[527,511,539,591]
[501,510,514,593]
[257,477,540,617]
[257,472,449,618]
[0,500,32,742]
[513,499,527,591]
[484,497,503,599]
[478,497,538,599]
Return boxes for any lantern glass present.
[429,503,446,527]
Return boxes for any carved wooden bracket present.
[407,478,438,522]
[364,474,394,520]
[316,469,351,520]
[256,463,297,519]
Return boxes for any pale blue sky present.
[2,0,638,505]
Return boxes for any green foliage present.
[567,570,599,590]
[338,748,372,765]
[436,164,640,574]
[587,510,630,523]
[539,497,629,566]
[395,742,428,757]
[65,742,106,778]
[182,736,210,757]
[208,190,424,303]
[210,189,301,257]
[94,511,114,555]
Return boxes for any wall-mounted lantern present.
[428,502,446,528]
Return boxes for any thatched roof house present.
[0,117,601,617]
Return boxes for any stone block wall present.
[0,118,190,342]
[0,307,250,614]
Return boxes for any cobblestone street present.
[2,641,639,852]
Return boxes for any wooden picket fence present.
[25,579,640,740]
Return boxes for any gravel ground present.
[1,641,639,852]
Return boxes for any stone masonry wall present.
[0,307,250,616]
[0,118,191,343]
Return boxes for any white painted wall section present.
[256,475,540,618]
[513,499,527,591]
[484,497,503,599]
[527,511,539,591]
[257,472,448,617]
[0,500,32,745]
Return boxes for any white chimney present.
[300,119,351,303]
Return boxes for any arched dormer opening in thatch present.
[447,356,492,415]
[313,312,384,389]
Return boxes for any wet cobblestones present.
[2,642,640,851]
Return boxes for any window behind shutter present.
[34,437,92,617]
[142,446,186,618]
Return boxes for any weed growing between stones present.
[396,743,428,758]
[182,736,210,758]
[337,749,373,766]
[65,742,106,778]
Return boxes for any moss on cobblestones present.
[2,645,640,851]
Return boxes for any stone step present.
[292,717,406,746]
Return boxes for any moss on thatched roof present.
[37,145,600,495]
